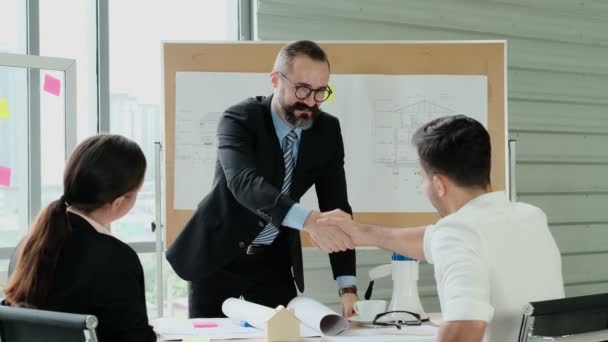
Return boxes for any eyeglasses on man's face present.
[279,72,333,102]
[372,310,423,330]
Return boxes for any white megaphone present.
[365,253,429,321]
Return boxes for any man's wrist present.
[282,204,311,230]
[303,210,319,231]
[369,224,386,248]
[338,285,358,296]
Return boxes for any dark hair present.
[273,40,330,73]
[412,115,491,189]
[4,134,146,308]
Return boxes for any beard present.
[280,101,320,130]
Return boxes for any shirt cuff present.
[336,276,357,289]
[281,204,311,230]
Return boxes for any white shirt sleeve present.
[427,220,495,322]
[423,224,437,264]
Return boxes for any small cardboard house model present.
[265,305,300,342]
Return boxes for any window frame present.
[1,0,244,318]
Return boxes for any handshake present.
[303,209,371,253]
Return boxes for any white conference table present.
[158,313,442,342]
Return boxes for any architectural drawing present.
[373,98,459,193]
[174,72,487,212]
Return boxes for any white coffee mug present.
[353,300,387,321]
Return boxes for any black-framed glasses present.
[372,311,422,330]
[279,72,333,102]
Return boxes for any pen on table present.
[240,321,253,328]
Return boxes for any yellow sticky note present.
[182,338,210,342]
[0,99,11,119]
[326,83,335,104]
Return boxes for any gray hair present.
[273,40,330,73]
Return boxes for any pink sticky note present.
[192,321,218,328]
[0,166,11,187]
[43,74,61,96]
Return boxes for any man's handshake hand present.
[317,209,371,248]
[303,209,373,253]
[303,210,355,253]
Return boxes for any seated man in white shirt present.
[318,115,565,342]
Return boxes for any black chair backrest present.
[519,293,608,342]
[0,303,98,342]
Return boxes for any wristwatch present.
[338,285,358,296]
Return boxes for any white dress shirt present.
[423,191,565,342]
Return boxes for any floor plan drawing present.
[372,99,460,194]
[174,72,487,213]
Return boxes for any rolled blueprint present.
[221,297,275,328]
[288,296,348,336]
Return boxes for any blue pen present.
[240,321,253,328]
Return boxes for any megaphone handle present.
[364,280,375,300]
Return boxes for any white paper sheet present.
[222,297,319,337]
[221,297,275,328]
[325,325,438,341]
[173,72,272,210]
[299,74,488,213]
[151,317,264,340]
[152,316,318,340]
[173,72,487,212]
[287,296,349,336]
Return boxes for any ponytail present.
[4,133,146,308]
[4,197,71,308]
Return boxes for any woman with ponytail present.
[3,134,156,342]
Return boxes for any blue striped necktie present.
[252,130,298,245]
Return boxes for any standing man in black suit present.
[167,40,358,318]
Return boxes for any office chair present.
[0,303,98,342]
[519,293,608,342]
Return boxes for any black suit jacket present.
[7,213,156,342]
[167,95,356,291]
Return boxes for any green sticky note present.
[182,338,210,342]
[0,99,11,119]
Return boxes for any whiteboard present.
[174,72,487,212]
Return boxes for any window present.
[39,70,66,207]
[0,0,26,54]
[0,0,28,291]
[1,1,240,318]
[109,0,238,317]
[39,0,98,208]
[0,260,9,293]
[108,0,238,243]
[0,66,28,249]
[138,253,189,319]
[0,0,97,294]
[40,0,98,142]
